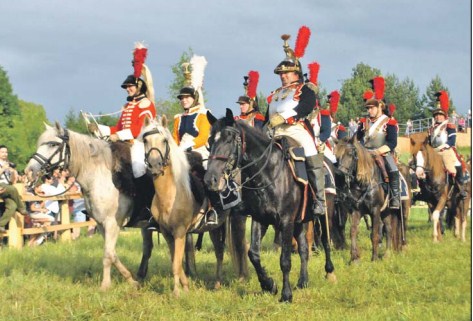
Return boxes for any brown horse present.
[139,116,247,296]
[410,132,470,242]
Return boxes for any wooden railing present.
[1,185,96,249]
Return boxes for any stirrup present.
[205,208,218,225]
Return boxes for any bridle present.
[31,130,71,176]
[142,129,170,176]
[208,125,276,190]
[29,129,73,197]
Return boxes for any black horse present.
[335,137,405,262]
[204,109,336,303]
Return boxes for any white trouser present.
[131,141,147,178]
[274,123,317,157]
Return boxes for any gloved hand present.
[316,142,325,154]
[269,113,285,128]
[109,134,119,142]
[415,166,425,179]
[87,123,99,133]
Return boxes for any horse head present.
[410,132,431,179]
[25,122,70,186]
[334,137,357,179]
[139,115,174,177]
[205,108,242,192]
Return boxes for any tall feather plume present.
[190,55,207,91]
[133,42,148,79]
[439,90,449,113]
[247,71,259,99]
[294,26,311,58]
[389,103,396,116]
[372,76,385,100]
[307,62,320,85]
[363,90,374,100]
[329,91,340,114]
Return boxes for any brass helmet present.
[177,55,207,108]
[432,91,449,117]
[274,26,311,81]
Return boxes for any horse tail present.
[226,213,249,280]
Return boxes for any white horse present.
[25,123,139,290]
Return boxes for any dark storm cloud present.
[1,0,470,123]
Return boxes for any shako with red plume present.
[307,62,320,86]
[328,90,340,116]
[236,70,260,110]
[371,76,385,100]
[388,103,396,117]
[363,90,374,101]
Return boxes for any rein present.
[209,125,277,191]
[29,129,75,197]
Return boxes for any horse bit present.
[142,129,170,176]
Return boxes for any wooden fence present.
[1,184,96,249]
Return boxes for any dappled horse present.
[335,137,404,262]
[204,109,336,303]
[138,116,248,296]
[410,132,470,242]
[25,123,139,290]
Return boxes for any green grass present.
[0,208,470,321]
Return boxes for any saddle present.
[110,141,135,196]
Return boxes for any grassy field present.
[0,208,470,321]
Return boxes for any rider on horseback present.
[356,76,401,209]
[172,56,219,225]
[266,26,330,216]
[427,91,468,199]
[234,71,265,129]
[87,42,156,227]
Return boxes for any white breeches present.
[131,141,147,178]
[275,123,317,157]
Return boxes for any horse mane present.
[352,140,376,185]
[140,118,191,199]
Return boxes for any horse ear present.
[44,122,53,130]
[161,114,168,127]
[207,110,217,125]
[54,121,65,135]
[143,116,151,127]
[225,108,235,126]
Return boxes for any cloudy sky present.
[2,0,471,124]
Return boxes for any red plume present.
[294,26,311,58]
[247,71,259,99]
[372,76,385,100]
[389,103,396,116]
[133,43,148,78]
[329,91,340,114]
[439,90,449,113]
[307,62,320,84]
[363,90,374,100]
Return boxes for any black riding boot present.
[388,171,400,209]
[126,174,154,228]
[205,188,220,225]
[306,155,326,216]
[455,166,468,199]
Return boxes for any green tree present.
[421,75,455,118]
[0,66,21,144]
[9,100,49,171]
[383,74,421,123]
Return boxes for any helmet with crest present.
[236,71,260,111]
[365,76,385,110]
[433,91,449,117]
[274,26,311,81]
[121,42,155,102]
[177,55,207,108]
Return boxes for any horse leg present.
[432,198,447,243]
[293,222,309,289]
[279,221,295,303]
[137,227,153,280]
[350,211,361,263]
[382,211,393,257]
[305,220,315,253]
[184,233,196,277]
[163,229,188,296]
[209,225,225,289]
[229,214,249,282]
[100,218,138,290]
[371,210,381,261]
[318,216,336,282]
[248,220,277,295]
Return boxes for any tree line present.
[0,53,456,171]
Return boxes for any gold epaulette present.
[305,82,318,94]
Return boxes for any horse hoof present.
[173,289,181,297]
[279,295,293,303]
[129,279,140,289]
[325,273,337,283]
[350,259,360,265]
[214,281,222,290]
